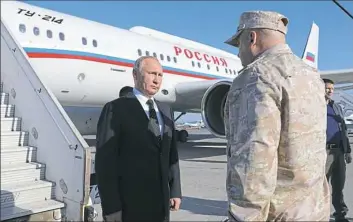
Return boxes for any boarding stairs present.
[1,82,65,221]
[1,18,93,221]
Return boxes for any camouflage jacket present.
[224,44,330,221]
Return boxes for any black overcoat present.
[95,93,182,222]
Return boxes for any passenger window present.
[47,30,52,38]
[207,64,210,70]
[82,37,87,45]
[146,51,150,56]
[167,56,171,62]
[216,66,219,72]
[153,52,157,58]
[19,24,26,33]
[137,49,142,56]
[173,57,177,63]
[225,68,228,74]
[93,39,98,47]
[197,62,201,68]
[160,54,164,60]
[59,32,65,41]
[192,61,195,67]
[33,27,40,36]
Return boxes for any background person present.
[323,78,352,221]
[119,86,133,98]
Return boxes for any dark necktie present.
[146,99,161,137]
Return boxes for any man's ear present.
[249,31,257,45]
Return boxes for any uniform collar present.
[254,43,292,61]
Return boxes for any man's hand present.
[170,198,181,211]
[104,211,122,222]
[345,153,352,164]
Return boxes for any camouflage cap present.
[225,11,289,47]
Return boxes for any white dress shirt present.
[133,88,163,134]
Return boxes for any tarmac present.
[85,128,353,221]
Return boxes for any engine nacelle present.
[201,80,232,138]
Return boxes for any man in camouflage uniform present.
[223,11,331,221]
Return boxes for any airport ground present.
[84,129,353,221]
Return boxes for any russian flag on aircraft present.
[306,52,315,62]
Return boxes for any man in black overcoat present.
[95,56,182,222]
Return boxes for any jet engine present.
[201,80,232,138]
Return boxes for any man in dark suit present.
[95,56,182,222]
[323,78,352,221]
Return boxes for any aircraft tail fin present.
[301,22,319,70]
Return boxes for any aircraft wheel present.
[178,130,188,143]
[182,129,189,137]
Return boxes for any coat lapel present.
[125,92,171,149]
[127,92,162,148]
[125,91,149,123]
[155,101,171,137]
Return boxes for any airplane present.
[1,1,352,143]
[178,120,205,128]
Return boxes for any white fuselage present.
[2,1,352,136]
[1,1,244,135]
[1,1,241,108]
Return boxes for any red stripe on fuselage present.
[26,52,216,80]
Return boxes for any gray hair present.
[133,56,159,75]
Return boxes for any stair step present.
[0,92,9,105]
[1,131,28,147]
[1,181,55,209]
[0,199,65,221]
[1,117,21,131]
[1,146,37,165]
[0,83,65,220]
[1,162,45,185]
[0,104,15,117]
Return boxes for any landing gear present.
[174,111,189,143]
[176,129,188,143]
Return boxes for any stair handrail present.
[1,18,93,220]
